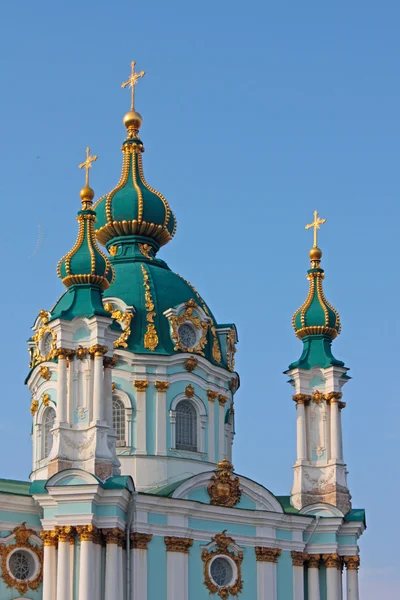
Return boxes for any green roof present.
[143,478,189,497]
[0,479,32,497]
[345,508,366,526]
[276,495,300,514]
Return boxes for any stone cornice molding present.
[255,547,282,563]
[291,551,309,566]
[164,536,193,553]
[344,555,360,570]
[130,532,153,550]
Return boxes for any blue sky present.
[0,1,398,597]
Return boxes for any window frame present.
[169,393,207,456]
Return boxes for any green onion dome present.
[93,123,177,251]
[292,247,341,340]
[57,186,115,290]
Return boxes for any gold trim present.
[30,324,57,368]
[39,366,51,381]
[76,525,99,543]
[185,384,195,398]
[218,394,228,406]
[226,328,236,372]
[56,526,76,544]
[322,553,341,569]
[141,264,159,351]
[344,556,360,570]
[255,547,282,563]
[291,551,310,566]
[137,151,171,229]
[134,380,149,392]
[0,524,43,595]
[208,460,241,507]
[201,532,243,599]
[168,299,209,356]
[307,554,321,568]
[104,302,133,349]
[207,390,218,402]
[164,536,193,553]
[154,381,170,392]
[295,325,339,340]
[184,357,198,372]
[138,243,153,260]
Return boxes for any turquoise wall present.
[319,564,327,600]
[189,541,207,600]
[277,550,293,600]
[148,512,168,525]
[188,518,256,537]
[276,529,292,540]
[0,510,41,527]
[241,546,257,598]
[148,535,167,600]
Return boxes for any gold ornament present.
[134,380,149,392]
[185,384,195,398]
[164,537,193,553]
[138,243,153,260]
[312,390,324,404]
[76,346,89,360]
[168,300,209,356]
[305,210,326,249]
[141,264,159,351]
[207,390,218,402]
[76,525,99,543]
[207,460,241,508]
[229,377,238,393]
[112,382,116,393]
[89,344,108,357]
[30,400,39,415]
[30,322,57,368]
[202,531,243,599]
[211,326,221,363]
[344,556,360,570]
[324,392,343,404]
[322,553,341,569]
[154,381,170,392]
[307,554,321,568]
[56,526,76,544]
[42,393,50,407]
[255,547,282,563]
[291,551,310,566]
[184,357,198,372]
[226,328,236,372]
[292,394,311,405]
[40,530,58,547]
[39,366,51,381]
[102,528,124,546]
[218,394,228,406]
[104,302,134,349]
[131,532,153,549]
[109,245,118,256]
[0,523,43,595]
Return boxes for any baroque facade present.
[0,62,364,600]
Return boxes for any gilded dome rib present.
[137,151,171,229]
[131,150,143,223]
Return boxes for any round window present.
[178,323,197,348]
[8,550,35,581]
[210,556,234,587]
[41,332,53,357]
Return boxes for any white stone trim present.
[300,503,344,517]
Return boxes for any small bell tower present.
[287,212,351,514]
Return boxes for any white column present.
[70,542,75,600]
[207,396,215,462]
[308,555,321,600]
[93,353,105,422]
[134,381,148,454]
[67,356,74,424]
[165,538,191,600]
[132,548,148,600]
[42,538,57,600]
[345,557,360,600]
[155,382,169,455]
[79,539,95,600]
[57,354,68,423]
[57,539,71,600]
[93,541,102,600]
[324,555,340,600]
[330,398,341,461]
[119,545,125,600]
[218,396,227,460]
[295,399,308,461]
[104,363,113,428]
[293,566,305,600]
[256,556,277,599]
[105,532,121,600]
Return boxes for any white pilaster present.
[56,540,71,600]
[67,356,74,423]
[132,548,148,600]
[218,398,226,460]
[167,551,188,600]
[308,559,321,600]
[119,546,125,600]
[296,400,308,461]
[326,564,339,600]
[42,543,57,600]
[134,382,148,454]
[79,540,95,600]
[330,398,341,461]
[105,535,120,600]
[155,383,168,455]
[57,355,68,423]
[93,354,105,422]
[93,542,102,600]
[208,398,215,462]
[293,566,305,600]
[104,364,113,428]
[345,558,360,600]
[256,560,277,599]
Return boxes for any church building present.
[0,62,365,600]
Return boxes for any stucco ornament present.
[0,523,43,595]
[201,531,243,599]
[207,459,241,508]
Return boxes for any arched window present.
[113,397,126,445]
[176,400,197,452]
[43,407,56,459]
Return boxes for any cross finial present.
[121,60,146,111]
[305,210,326,248]
[78,147,98,188]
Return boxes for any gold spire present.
[305,210,326,248]
[121,60,145,137]
[122,60,146,111]
[78,147,98,207]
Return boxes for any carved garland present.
[0,523,43,595]
[201,532,243,599]
[104,302,134,349]
[168,299,209,356]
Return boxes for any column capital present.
[207,390,218,402]
[130,532,153,549]
[292,394,311,405]
[338,401,346,411]
[154,380,170,392]
[218,394,228,406]
[55,525,76,544]
[255,547,282,563]
[324,391,343,404]
[76,525,100,543]
[344,555,360,570]
[104,355,119,368]
[102,527,125,545]
[89,344,109,357]
[40,529,58,547]
[322,553,342,569]
[164,536,193,553]
[291,551,309,566]
[134,380,149,392]
[307,554,321,568]
[54,348,74,360]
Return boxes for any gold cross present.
[305,210,326,248]
[121,60,146,111]
[78,147,98,187]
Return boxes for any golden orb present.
[123,110,143,130]
[80,186,95,202]
[309,246,323,261]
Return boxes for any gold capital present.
[292,394,311,405]
[134,380,149,392]
[207,390,218,402]
[305,210,326,248]
[291,551,309,566]
[154,381,170,392]
[122,60,145,111]
[164,536,193,553]
[78,147,98,188]
[218,394,228,406]
[344,555,360,570]
[130,532,153,550]
[322,553,342,569]
[255,547,282,563]
[307,554,321,568]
